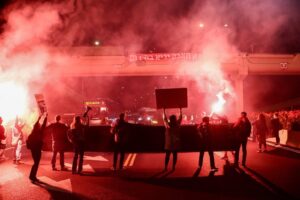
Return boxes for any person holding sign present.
[163,108,182,171]
[27,113,48,183]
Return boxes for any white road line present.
[123,153,132,167]
[37,176,72,192]
[129,153,137,166]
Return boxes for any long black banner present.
[43,124,240,152]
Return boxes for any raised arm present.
[41,113,48,131]
[163,108,168,125]
[34,115,42,127]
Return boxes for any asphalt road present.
[1,141,299,200]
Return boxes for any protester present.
[68,116,88,174]
[111,113,129,170]
[11,116,25,164]
[47,115,69,171]
[198,116,218,171]
[270,113,282,145]
[27,113,48,183]
[253,113,268,152]
[163,108,182,171]
[234,112,252,167]
[0,117,6,160]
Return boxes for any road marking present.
[266,141,300,154]
[123,153,132,167]
[84,155,108,161]
[129,153,137,166]
[64,163,95,173]
[37,176,72,192]
[0,170,23,185]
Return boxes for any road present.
[1,141,300,200]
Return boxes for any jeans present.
[29,149,41,180]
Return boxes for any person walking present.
[47,115,69,171]
[198,116,218,171]
[27,113,48,183]
[163,108,182,171]
[253,113,268,152]
[234,112,252,167]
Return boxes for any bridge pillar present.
[233,55,249,117]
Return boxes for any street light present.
[94,40,101,46]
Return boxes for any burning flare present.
[0,81,29,123]
[211,91,226,115]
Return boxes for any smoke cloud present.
[0,0,297,123]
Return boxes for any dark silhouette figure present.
[234,111,251,167]
[253,113,268,152]
[163,108,182,171]
[111,113,129,170]
[0,117,6,159]
[68,116,88,174]
[27,114,48,182]
[47,115,69,171]
[270,113,282,145]
[198,116,218,171]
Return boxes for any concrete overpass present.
[53,46,300,113]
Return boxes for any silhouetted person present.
[163,108,182,171]
[111,113,129,170]
[270,113,282,145]
[234,111,251,167]
[47,115,69,171]
[253,113,268,152]
[198,116,218,171]
[11,116,25,164]
[68,116,88,174]
[27,113,48,182]
[0,117,6,160]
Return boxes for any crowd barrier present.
[42,124,240,152]
[286,130,300,149]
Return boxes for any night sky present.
[0,0,300,114]
[1,0,300,53]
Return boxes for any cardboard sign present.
[34,94,47,114]
[155,88,188,109]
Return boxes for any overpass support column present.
[235,76,246,115]
[234,54,249,116]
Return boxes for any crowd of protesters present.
[2,107,298,183]
[249,109,300,132]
